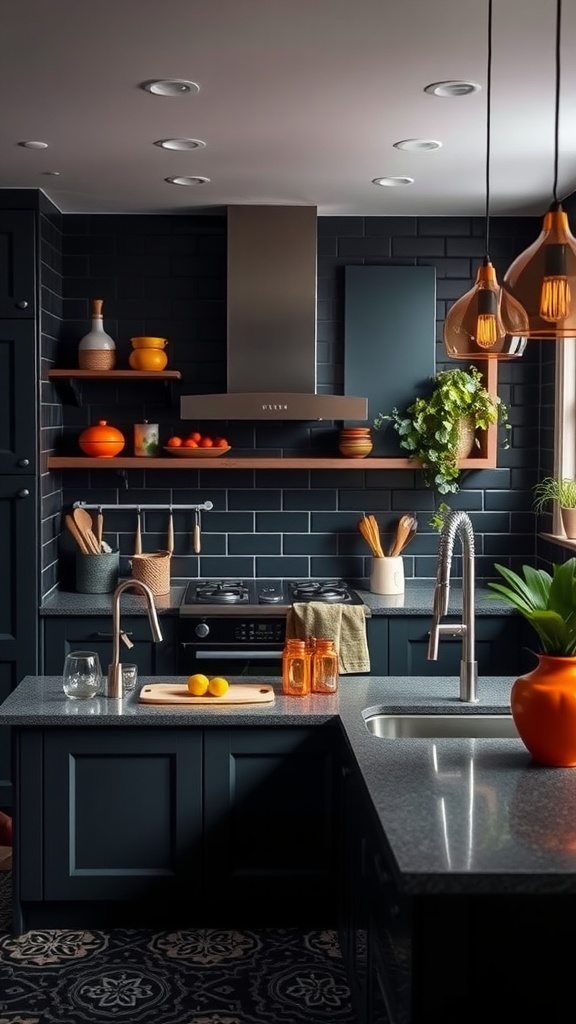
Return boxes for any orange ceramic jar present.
[79,420,125,458]
[129,349,168,371]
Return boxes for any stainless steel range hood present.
[180,205,368,421]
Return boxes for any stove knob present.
[195,622,210,639]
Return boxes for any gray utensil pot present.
[76,550,120,594]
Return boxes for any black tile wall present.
[39,210,553,593]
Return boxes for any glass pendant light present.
[502,0,576,339]
[443,0,529,360]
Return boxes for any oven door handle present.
[181,648,283,660]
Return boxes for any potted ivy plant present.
[533,476,576,539]
[487,558,576,767]
[374,365,510,495]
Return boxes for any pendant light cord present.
[484,0,493,261]
[553,0,561,203]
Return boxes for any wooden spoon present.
[65,513,90,554]
[135,509,142,554]
[389,515,413,557]
[167,508,174,555]
[72,507,100,553]
[96,508,104,550]
[193,509,201,554]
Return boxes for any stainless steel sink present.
[364,712,518,739]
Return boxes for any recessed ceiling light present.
[393,138,442,152]
[372,176,415,188]
[424,80,481,97]
[142,79,199,96]
[18,140,49,150]
[154,138,206,151]
[42,171,60,176]
[165,175,210,186]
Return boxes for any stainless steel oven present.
[178,578,364,677]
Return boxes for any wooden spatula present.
[65,513,90,554]
[72,507,100,553]
[135,509,142,554]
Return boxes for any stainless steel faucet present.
[106,579,163,698]
[427,509,478,703]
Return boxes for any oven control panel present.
[183,618,286,644]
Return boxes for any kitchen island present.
[2,672,574,1021]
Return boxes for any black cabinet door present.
[366,616,389,675]
[0,320,37,473]
[204,726,339,925]
[0,211,36,318]
[388,615,528,677]
[42,615,178,676]
[0,476,38,805]
[41,728,203,903]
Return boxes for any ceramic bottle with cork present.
[78,299,116,370]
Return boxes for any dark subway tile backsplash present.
[40,211,545,594]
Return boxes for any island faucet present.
[427,509,478,703]
[106,579,163,698]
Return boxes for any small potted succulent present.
[374,365,510,496]
[533,476,576,539]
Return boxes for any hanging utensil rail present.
[73,501,214,512]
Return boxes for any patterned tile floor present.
[0,871,357,1024]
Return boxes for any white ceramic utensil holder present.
[370,556,405,595]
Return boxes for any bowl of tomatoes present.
[164,432,231,457]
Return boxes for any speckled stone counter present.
[40,579,513,617]
[3,671,575,896]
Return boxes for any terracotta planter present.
[560,507,576,539]
[511,654,576,767]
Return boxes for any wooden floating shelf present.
[47,454,496,470]
[48,370,182,380]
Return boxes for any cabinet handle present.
[95,631,133,638]
[16,300,29,309]
[17,458,30,468]
[17,488,30,499]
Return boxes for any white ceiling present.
[1,0,575,217]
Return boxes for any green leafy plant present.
[533,477,576,513]
[374,365,510,495]
[488,558,576,656]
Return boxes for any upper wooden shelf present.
[48,370,182,380]
[46,453,496,470]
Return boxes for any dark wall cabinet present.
[14,724,340,933]
[0,211,36,319]
[42,616,178,677]
[0,208,39,808]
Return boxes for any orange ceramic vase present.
[511,654,576,767]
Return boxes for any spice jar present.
[282,638,310,696]
[311,638,339,694]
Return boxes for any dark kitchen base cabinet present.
[42,616,178,676]
[13,724,339,934]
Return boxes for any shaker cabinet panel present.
[203,726,339,925]
[0,320,38,473]
[0,211,36,318]
[41,728,203,904]
[42,616,178,676]
[388,615,529,677]
[0,475,38,806]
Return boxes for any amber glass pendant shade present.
[501,203,576,339]
[443,261,528,359]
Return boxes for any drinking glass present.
[122,663,138,693]
[62,651,102,699]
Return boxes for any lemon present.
[208,676,230,697]
[187,673,209,696]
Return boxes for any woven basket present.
[130,551,171,596]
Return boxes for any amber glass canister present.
[311,638,339,693]
[282,638,310,696]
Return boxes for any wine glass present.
[62,651,102,699]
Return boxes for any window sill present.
[540,532,576,554]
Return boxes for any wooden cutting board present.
[139,682,276,706]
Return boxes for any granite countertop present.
[2,671,573,897]
[39,579,514,617]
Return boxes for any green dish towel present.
[285,602,371,674]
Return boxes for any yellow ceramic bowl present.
[130,337,168,349]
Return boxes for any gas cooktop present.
[179,578,364,616]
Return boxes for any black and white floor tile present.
[0,874,357,1024]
